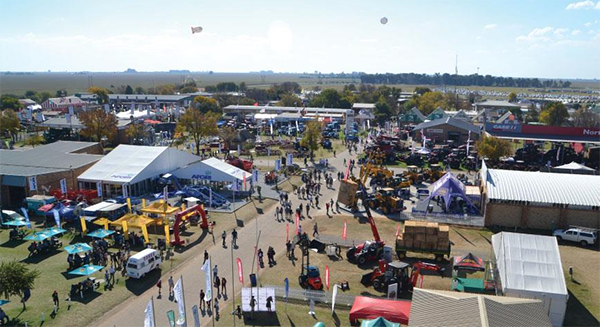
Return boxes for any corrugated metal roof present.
[40,116,130,129]
[486,169,600,207]
[475,100,521,108]
[0,141,102,177]
[409,288,551,327]
[413,117,481,134]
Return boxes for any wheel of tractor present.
[346,248,356,261]
[398,252,406,260]
[435,254,443,263]
[372,279,382,290]
[358,255,367,265]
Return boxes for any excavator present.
[361,259,445,293]
[170,204,211,246]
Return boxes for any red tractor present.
[297,233,324,290]
[225,156,253,172]
[361,260,445,293]
[346,188,385,265]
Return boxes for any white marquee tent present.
[173,157,248,183]
[492,232,568,327]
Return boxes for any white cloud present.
[359,39,378,43]
[596,1,600,9]
[565,1,595,10]
[484,24,497,30]
[267,21,293,55]
[584,22,592,27]
[571,29,582,35]
[516,26,554,42]
[554,28,569,38]
[476,36,482,40]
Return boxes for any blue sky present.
[0,0,599,79]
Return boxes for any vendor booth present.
[349,296,411,325]
[172,157,248,184]
[413,172,479,215]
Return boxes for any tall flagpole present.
[231,238,236,327]
[211,255,215,327]
[151,296,156,327]
[181,275,187,327]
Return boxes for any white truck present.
[126,249,162,279]
[553,227,597,246]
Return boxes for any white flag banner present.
[65,114,72,124]
[200,258,213,301]
[287,153,293,166]
[122,184,128,198]
[60,178,68,194]
[53,209,61,228]
[173,278,186,326]
[82,105,87,112]
[68,106,74,115]
[130,103,135,113]
[295,120,299,131]
[21,208,32,228]
[237,144,241,154]
[28,176,37,191]
[144,298,155,327]
[191,305,200,327]
[331,284,339,313]
[96,181,103,198]
[209,188,213,208]
[104,104,110,113]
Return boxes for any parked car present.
[553,227,597,246]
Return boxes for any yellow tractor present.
[425,164,445,183]
[369,188,404,214]
[404,166,424,185]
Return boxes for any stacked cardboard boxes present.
[337,179,359,206]
[397,221,450,251]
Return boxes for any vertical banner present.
[411,140,415,155]
[191,305,200,327]
[130,103,135,114]
[68,106,74,115]
[142,198,146,209]
[287,153,293,166]
[82,105,87,112]
[163,186,168,211]
[141,225,149,243]
[275,159,281,171]
[325,265,330,290]
[28,176,38,191]
[122,184,128,198]
[21,208,32,228]
[53,209,61,228]
[253,169,259,183]
[200,258,213,301]
[331,284,338,314]
[104,104,110,113]
[344,161,351,181]
[295,213,300,235]
[237,144,241,154]
[80,216,87,234]
[466,131,471,156]
[166,310,176,327]
[218,143,222,153]
[267,147,271,157]
[144,298,155,327]
[387,283,398,299]
[342,220,347,241]
[243,173,247,191]
[60,178,68,194]
[164,225,170,244]
[285,223,289,243]
[284,278,289,301]
[173,278,186,326]
[237,258,244,284]
[65,113,72,124]
[209,188,213,208]
[96,181,103,198]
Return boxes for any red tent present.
[452,252,485,271]
[349,296,411,325]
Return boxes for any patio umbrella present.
[46,227,67,237]
[25,230,53,241]
[68,264,104,276]
[0,299,9,306]
[3,220,28,227]
[87,229,115,239]
[64,243,93,254]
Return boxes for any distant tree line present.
[360,73,572,88]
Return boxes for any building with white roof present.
[492,232,567,327]
[481,161,600,229]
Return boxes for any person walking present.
[109,265,115,286]
[213,265,219,280]
[315,195,320,208]
[168,276,175,297]
[221,230,227,248]
[203,250,209,264]
[286,240,292,259]
[326,202,330,216]
[221,277,227,296]
[313,223,319,237]
[156,280,162,298]
[199,289,205,311]
[231,229,238,248]
[306,204,310,218]
[52,290,59,309]
[275,206,280,221]
[214,276,221,296]
[336,200,340,213]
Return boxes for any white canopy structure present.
[492,232,568,327]
[116,110,152,120]
[554,161,595,171]
[173,157,248,183]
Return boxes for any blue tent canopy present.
[3,220,28,227]
[87,229,115,239]
[422,173,479,215]
[68,264,104,276]
[24,227,67,241]
[64,243,93,254]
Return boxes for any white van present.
[126,249,162,279]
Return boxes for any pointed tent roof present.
[360,317,400,327]
[453,252,485,271]
[427,107,448,120]
[554,161,595,171]
[424,172,479,214]
[400,107,426,122]
[413,117,481,135]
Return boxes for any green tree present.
[0,260,40,309]
[55,89,67,97]
[0,109,21,142]
[23,134,44,147]
[179,86,199,94]
[374,97,392,126]
[508,92,518,103]
[539,102,569,126]
[219,126,238,151]
[476,135,512,162]
[192,96,220,114]
[571,107,600,127]
[38,92,52,103]
[300,120,323,158]
[149,84,175,95]
[308,89,351,108]
[88,86,110,104]
[177,109,219,155]
[525,104,539,123]
[239,82,247,92]
[125,122,146,144]
[125,85,134,94]
[277,94,303,107]
[79,108,118,143]
[216,82,239,92]
[414,87,432,96]
[0,95,22,111]
[416,91,446,115]
[134,86,146,94]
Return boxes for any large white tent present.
[554,161,595,171]
[492,232,568,327]
[78,145,200,197]
[173,157,248,183]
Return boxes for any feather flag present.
[200,259,212,301]
[342,220,347,240]
[325,265,330,290]
[144,298,155,327]
[295,213,300,235]
[237,258,244,284]
[286,223,289,242]
[173,278,186,326]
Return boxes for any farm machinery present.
[361,260,445,293]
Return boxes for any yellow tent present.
[93,218,110,230]
[110,214,155,229]
[141,202,180,216]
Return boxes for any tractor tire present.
[397,251,406,260]
[372,279,382,290]
[346,248,356,262]
[298,276,306,289]
[435,254,444,263]
[358,255,367,265]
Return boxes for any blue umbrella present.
[3,220,28,227]
[64,243,93,254]
[68,264,104,276]
[0,299,9,306]
[24,230,53,241]
[46,227,67,237]
[87,229,115,239]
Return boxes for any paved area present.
[92,148,356,327]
